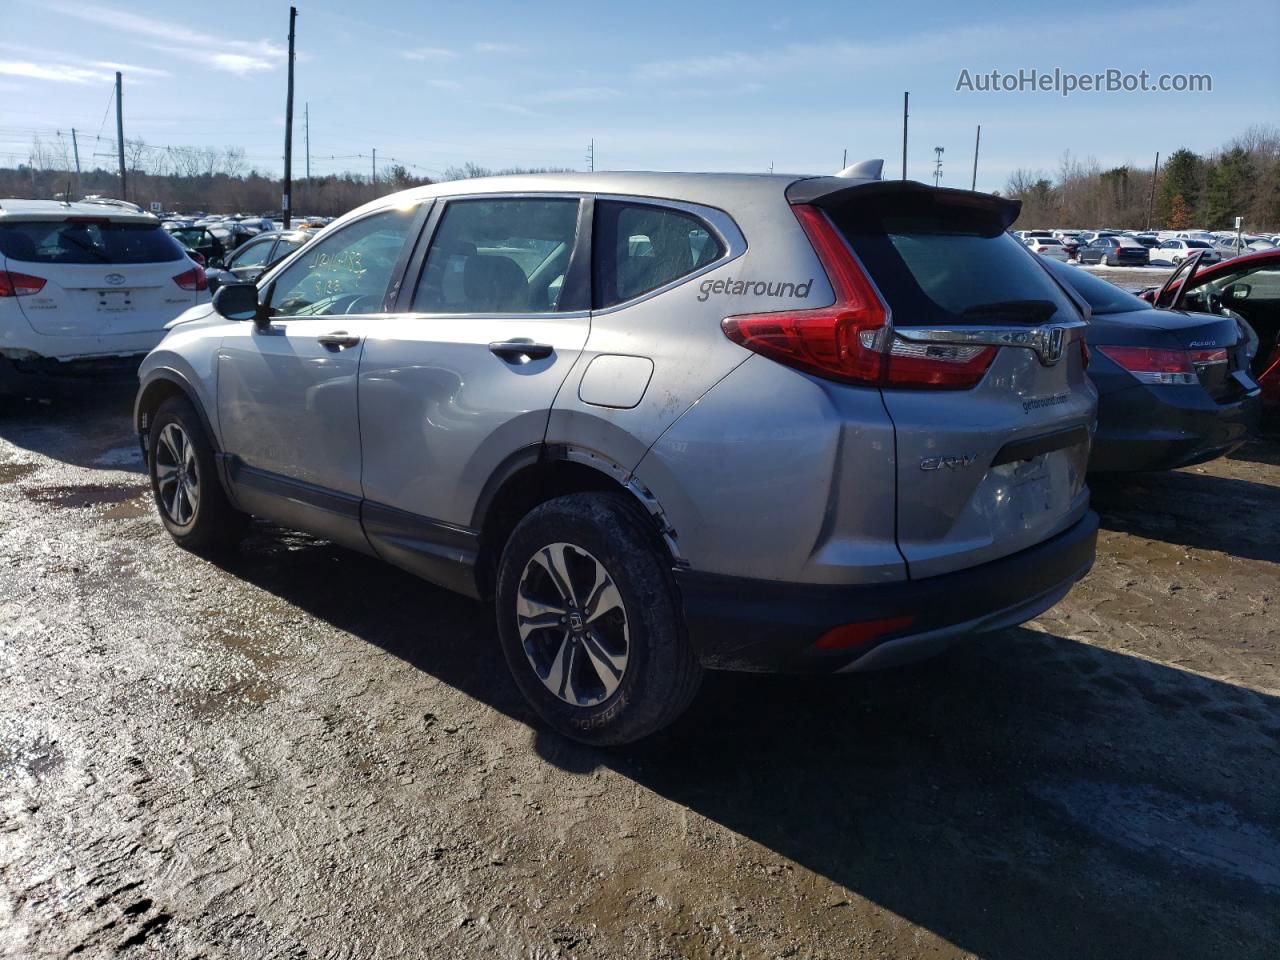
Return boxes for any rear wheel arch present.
[474,448,680,599]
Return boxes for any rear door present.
[0,216,199,336]
[823,188,1094,579]
[357,194,590,582]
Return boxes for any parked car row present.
[2,173,1271,746]
[1018,227,1277,266]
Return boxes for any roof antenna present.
[835,158,884,180]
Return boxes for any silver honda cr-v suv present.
[135,166,1099,744]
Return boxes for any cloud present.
[42,1,285,74]
[473,42,520,54]
[0,60,112,84]
[401,47,459,62]
[524,86,621,104]
[90,60,170,77]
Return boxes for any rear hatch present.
[816,182,1094,579]
[0,216,198,336]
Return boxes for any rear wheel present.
[495,493,702,745]
[147,395,246,552]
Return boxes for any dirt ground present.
[0,388,1276,960]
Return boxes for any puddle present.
[1034,779,1280,891]
[0,462,39,484]
[24,484,148,509]
[210,628,287,669]
[103,497,152,520]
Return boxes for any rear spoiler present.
[785,177,1022,232]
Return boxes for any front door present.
[217,204,422,551]
[357,195,590,590]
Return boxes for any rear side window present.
[828,195,1078,327]
[412,198,580,314]
[594,201,723,308]
[0,219,183,264]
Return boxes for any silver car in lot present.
[134,169,1099,744]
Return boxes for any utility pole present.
[371,148,376,184]
[304,103,310,181]
[971,124,981,191]
[901,91,909,180]
[115,72,126,201]
[842,148,847,169]
[71,127,82,196]
[585,139,594,172]
[933,146,944,187]
[1146,151,1159,231]
[282,5,296,228]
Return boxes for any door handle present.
[488,339,554,363]
[317,331,360,349]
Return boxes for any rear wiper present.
[61,233,110,262]
[960,299,1058,323]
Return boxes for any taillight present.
[1080,339,1090,371]
[720,204,995,389]
[0,271,47,297]
[1189,348,1228,366]
[189,250,206,267]
[172,267,207,292]
[1096,345,1204,384]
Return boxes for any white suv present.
[0,199,208,396]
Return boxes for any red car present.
[1139,249,1280,414]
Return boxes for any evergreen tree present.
[1154,149,1202,226]
[1202,148,1255,228]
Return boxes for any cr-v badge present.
[920,454,977,471]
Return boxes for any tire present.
[147,394,246,553]
[494,492,702,745]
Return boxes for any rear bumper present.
[0,354,145,399]
[1090,379,1261,472]
[674,510,1099,674]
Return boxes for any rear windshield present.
[0,219,183,264]
[1042,258,1147,315]
[829,195,1080,327]
[1186,240,1213,249]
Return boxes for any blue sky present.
[3,0,1276,191]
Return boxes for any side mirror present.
[212,282,266,328]
[1229,283,1251,300]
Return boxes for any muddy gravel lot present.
[1,389,1277,960]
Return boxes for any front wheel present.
[495,493,702,745]
[147,395,246,553]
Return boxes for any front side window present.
[269,207,416,317]
[593,201,724,308]
[412,198,580,314]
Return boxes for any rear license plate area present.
[96,290,135,313]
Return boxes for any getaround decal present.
[697,277,814,302]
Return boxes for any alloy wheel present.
[516,542,629,707]
[154,422,200,527]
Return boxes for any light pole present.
[933,146,944,187]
